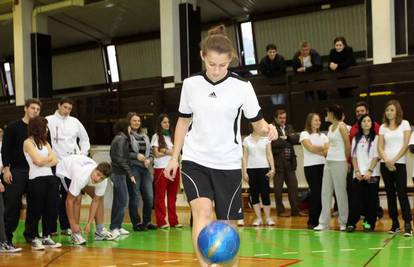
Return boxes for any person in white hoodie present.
[46,97,90,235]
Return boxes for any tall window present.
[240,21,256,66]
[4,62,14,96]
[105,45,120,83]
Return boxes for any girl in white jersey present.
[163,25,277,267]
[314,104,351,231]
[346,115,379,232]
[23,116,61,250]
[378,100,412,236]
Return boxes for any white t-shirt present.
[303,56,312,68]
[24,144,53,180]
[326,124,347,161]
[351,136,380,177]
[56,154,107,197]
[299,131,328,166]
[379,120,411,164]
[151,133,173,169]
[178,72,262,169]
[243,135,270,169]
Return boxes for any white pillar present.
[371,0,395,64]
[160,0,181,88]
[13,0,34,105]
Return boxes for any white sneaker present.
[0,242,22,253]
[266,218,276,226]
[252,218,263,226]
[31,238,45,250]
[61,229,72,236]
[237,219,245,226]
[95,228,118,241]
[110,229,121,239]
[340,225,347,231]
[42,236,62,248]
[314,224,329,231]
[71,232,86,245]
[119,228,130,235]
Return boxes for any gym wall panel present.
[52,48,105,90]
[254,4,366,61]
[116,39,161,81]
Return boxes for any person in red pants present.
[151,114,182,229]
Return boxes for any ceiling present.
[0,0,325,58]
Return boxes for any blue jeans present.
[127,165,154,226]
[110,173,129,230]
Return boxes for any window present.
[4,62,14,96]
[240,21,256,66]
[106,45,120,83]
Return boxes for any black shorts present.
[181,160,243,220]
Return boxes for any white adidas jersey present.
[178,71,262,169]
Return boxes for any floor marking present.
[397,246,413,249]
[340,249,355,252]
[253,253,270,257]
[131,263,149,266]
[163,260,181,263]
[283,252,299,255]
[368,247,384,250]
[311,250,327,253]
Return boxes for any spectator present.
[258,44,286,77]
[329,37,356,71]
[292,41,322,73]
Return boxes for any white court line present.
[311,250,327,253]
[368,248,384,250]
[340,249,355,252]
[283,252,299,255]
[397,246,413,249]
[131,263,149,266]
[254,253,270,257]
[163,260,181,263]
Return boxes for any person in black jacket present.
[292,41,322,73]
[109,119,135,238]
[259,44,286,77]
[1,98,41,247]
[329,37,356,71]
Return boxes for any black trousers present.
[347,177,379,229]
[58,177,71,231]
[0,192,7,243]
[247,168,271,205]
[26,175,59,239]
[304,164,324,227]
[3,169,28,242]
[381,163,412,222]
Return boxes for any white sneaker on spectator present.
[237,219,244,226]
[314,224,329,231]
[95,228,118,241]
[266,218,276,226]
[71,232,86,245]
[110,229,121,239]
[339,225,347,231]
[119,228,130,235]
[252,218,263,226]
[0,242,22,253]
[42,236,62,248]
[31,238,45,250]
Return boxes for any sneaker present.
[266,218,276,226]
[314,224,329,231]
[173,224,183,228]
[42,236,62,248]
[133,224,148,232]
[95,228,118,241]
[404,222,412,237]
[31,238,45,250]
[252,218,263,226]
[389,222,400,234]
[363,222,372,232]
[0,242,22,253]
[237,219,245,226]
[346,225,355,233]
[159,224,170,229]
[340,225,347,231]
[146,223,157,230]
[61,229,72,236]
[71,232,87,245]
[110,229,121,239]
[119,228,130,235]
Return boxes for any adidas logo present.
[208,92,217,98]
